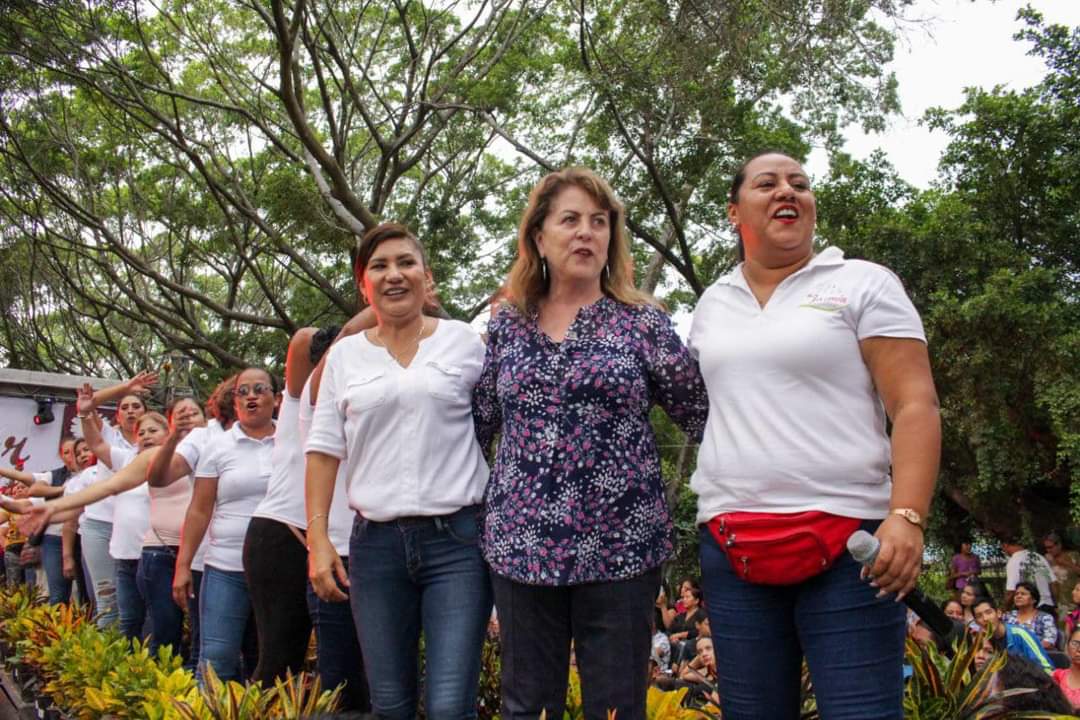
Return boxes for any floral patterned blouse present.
[472,297,708,586]
[1003,609,1059,648]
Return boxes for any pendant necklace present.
[375,317,426,366]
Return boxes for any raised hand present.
[127,370,159,396]
[76,383,96,417]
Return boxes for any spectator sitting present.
[1066,581,1080,637]
[1052,627,1080,710]
[943,598,964,622]
[973,596,1053,673]
[1044,533,1080,621]
[959,580,988,628]
[651,617,672,677]
[668,585,706,644]
[997,654,1075,713]
[1003,581,1059,650]
[695,614,711,639]
[679,636,719,708]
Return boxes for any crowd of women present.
[0,152,955,719]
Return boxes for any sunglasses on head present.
[236,383,271,397]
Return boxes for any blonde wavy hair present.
[503,167,658,313]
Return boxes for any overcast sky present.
[805,0,1080,188]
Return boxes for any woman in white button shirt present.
[174,368,276,683]
[306,223,492,720]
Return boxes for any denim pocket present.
[350,516,370,545]
[442,509,480,545]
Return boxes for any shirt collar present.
[713,245,845,288]
[229,420,275,444]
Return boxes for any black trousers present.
[492,567,660,720]
[242,517,312,685]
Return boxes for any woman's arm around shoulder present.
[635,303,709,440]
[472,306,517,457]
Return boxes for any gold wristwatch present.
[890,507,926,530]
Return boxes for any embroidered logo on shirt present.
[799,283,849,312]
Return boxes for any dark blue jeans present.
[41,535,72,604]
[115,557,147,642]
[699,524,906,720]
[491,567,659,720]
[136,547,184,657]
[349,505,492,720]
[307,556,370,712]
[198,565,258,684]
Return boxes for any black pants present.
[242,517,312,685]
[492,567,659,720]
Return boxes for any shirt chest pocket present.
[424,360,466,402]
[345,372,388,414]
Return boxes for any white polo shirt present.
[194,422,273,572]
[107,447,151,560]
[689,246,926,522]
[297,380,353,555]
[306,319,489,522]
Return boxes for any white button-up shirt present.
[307,319,489,521]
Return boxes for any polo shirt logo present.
[799,283,849,312]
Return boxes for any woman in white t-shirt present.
[175,368,275,683]
[688,152,941,720]
[23,400,214,663]
[306,223,491,719]
[78,399,172,641]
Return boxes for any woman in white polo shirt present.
[306,222,491,720]
[689,151,941,720]
[174,368,276,683]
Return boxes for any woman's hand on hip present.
[308,537,349,602]
[866,514,924,600]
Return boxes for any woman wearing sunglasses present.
[174,368,277,683]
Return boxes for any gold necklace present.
[375,317,426,366]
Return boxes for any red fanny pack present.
[706,511,862,585]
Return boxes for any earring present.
[603,264,610,282]
[541,257,548,283]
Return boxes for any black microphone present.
[847,530,959,645]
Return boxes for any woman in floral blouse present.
[473,167,708,720]
[1004,581,1059,650]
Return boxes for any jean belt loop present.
[434,516,446,532]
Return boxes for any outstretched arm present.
[0,467,39,487]
[17,452,153,536]
[91,370,158,407]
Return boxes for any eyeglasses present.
[1069,640,1080,651]
[235,383,271,397]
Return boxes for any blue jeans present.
[199,565,258,683]
[349,505,492,720]
[79,519,118,628]
[41,535,72,604]
[699,524,905,720]
[307,556,370,712]
[136,547,185,657]
[116,557,147,641]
